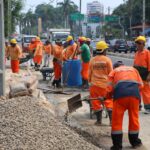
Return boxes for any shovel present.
[67,94,105,113]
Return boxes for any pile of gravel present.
[0,96,101,150]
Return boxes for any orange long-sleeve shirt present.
[8,45,22,60]
[63,43,77,60]
[134,49,150,71]
[88,55,113,88]
[28,43,36,53]
[53,45,63,60]
[43,44,51,55]
[34,42,43,56]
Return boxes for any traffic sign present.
[70,13,84,21]
[105,16,119,22]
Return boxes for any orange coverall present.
[33,42,43,65]
[53,45,63,80]
[107,66,143,149]
[63,42,77,61]
[88,55,113,111]
[134,49,150,110]
[8,45,22,73]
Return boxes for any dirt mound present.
[0,96,101,150]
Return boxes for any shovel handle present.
[82,97,106,102]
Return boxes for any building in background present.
[82,1,104,38]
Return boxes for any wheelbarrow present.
[20,54,33,64]
[40,67,54,81]
[67,94,107,118]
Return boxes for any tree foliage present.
[21,1,78,35]
[4,0,24,37]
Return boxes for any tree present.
[4,0,24,37]
[57,0,78,28]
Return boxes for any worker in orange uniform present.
[33,37,43,70]
[88,41,113,125]
[133,36,150,114]
[7,39,22,73]
[28,38,36,66]
[78,37,91,88]
[43,40,52,67]
[52,39,63,88]
[63,35,77,61]
[107,61,143,150]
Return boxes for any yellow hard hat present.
[10,39,17,44]
[36,36,41,41]
[78,36,86,42]
[66,35,73,42]
[96,41,108,52]
[135,36,146,43]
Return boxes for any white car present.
[146,37,150,50]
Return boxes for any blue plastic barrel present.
[63,60,82,87]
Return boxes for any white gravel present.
[0,96,101,150]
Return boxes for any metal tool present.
[67,94,105,113]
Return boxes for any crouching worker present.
[107,61,143,150]
[88,41,113,126]
[7,39,22,73]
[52,39,63,88]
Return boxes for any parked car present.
[112,39,129,53]
[127,41,137,53]
[22,35,36,52]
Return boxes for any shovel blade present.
[67,94,82,113]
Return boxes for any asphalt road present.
[109,55,134,66]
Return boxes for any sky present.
[23,0,124,14]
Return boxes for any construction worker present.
[43,40,52,67]
[107,61,143,150]
[78,37,91,88]
[88,41,113,125]
[134,36,150,113]
[33,37,43,70]
[63,35,77,61]
[52,39,63,88]
[28,38,36,66]
[86,38,93,56]
[7,39,22,73]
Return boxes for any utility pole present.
[0,0,5,96]
[79,0,82,35]
[7,0,11,38]
[142,0,145,35]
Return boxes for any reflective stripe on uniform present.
[129,131,139,134]
[111,131,123,135]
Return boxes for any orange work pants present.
[90,85,113,111]
[112,97,140,135]
[142,81,150,109]
[81,62,89,80]
[11,60,19,73]
[53,62,62,80]
[33,55,42,65]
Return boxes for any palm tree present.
[57,0,77,28]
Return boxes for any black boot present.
[52,80,57,87]
[56,79,61,88]
[95,111,102,126]
[111,134,123,150]
[82,78,86,88]
[128,133,142,148]
[108,110,112,126]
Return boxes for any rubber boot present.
[52,80,57,88]
[56,79,61,88]
[108,110,112,126]
[95,111,102,126]
[111,134,123,150]
[128,133,142,148]
[84,80,89,89]
[82,78,86,88]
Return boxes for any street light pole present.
[142,0,145,35]
[0,0,5,96]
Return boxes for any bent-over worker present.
[107,61,143,150]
